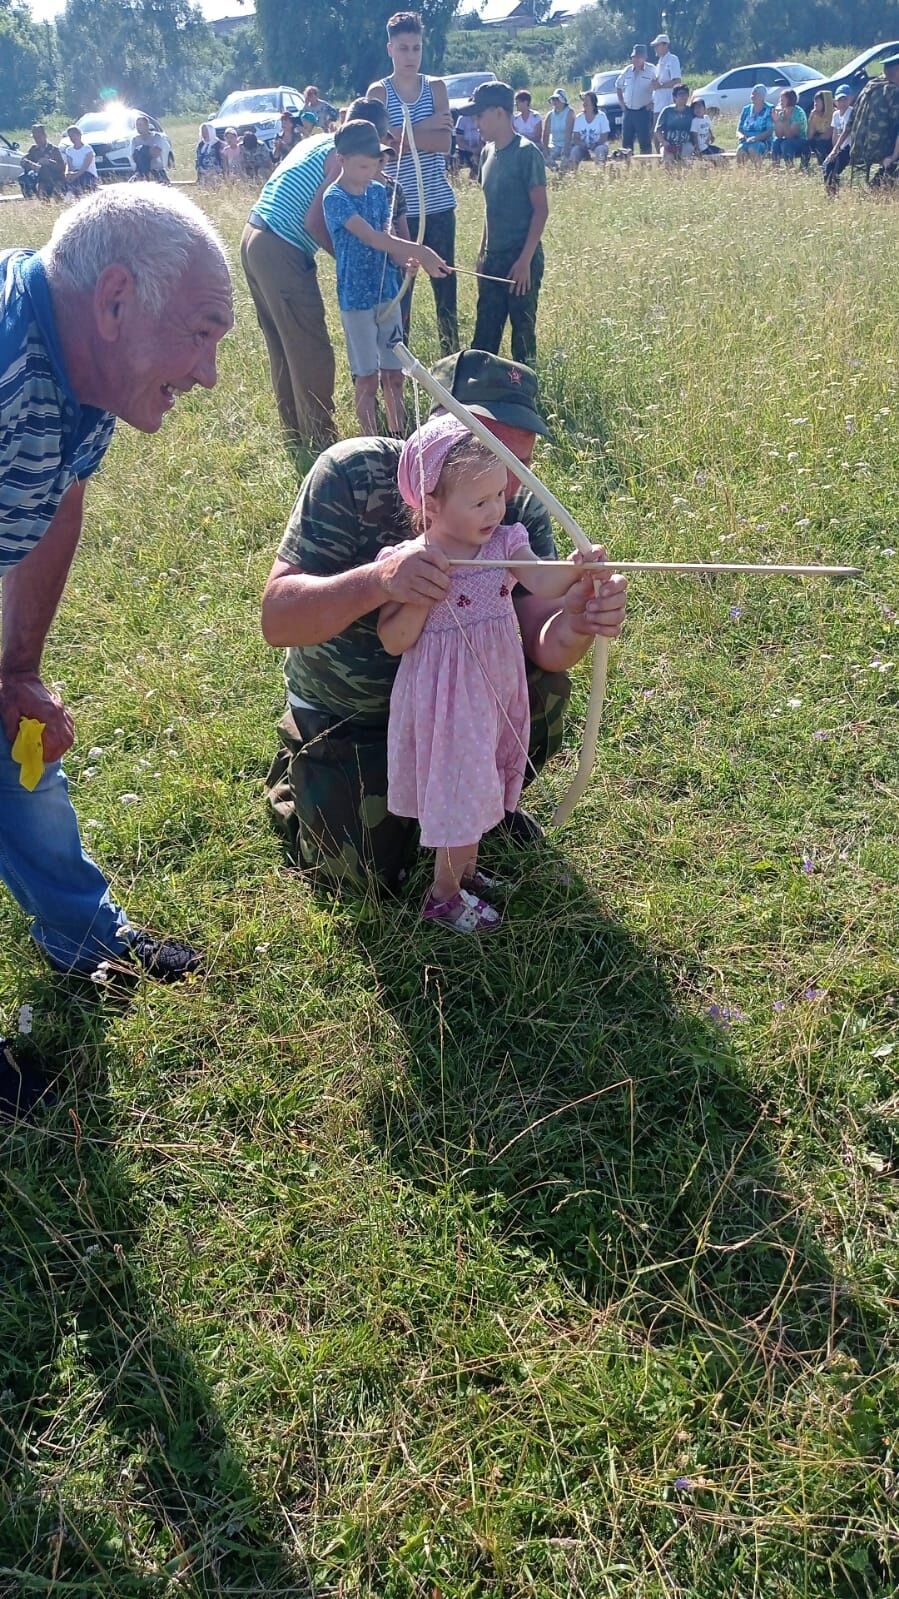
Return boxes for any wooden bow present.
[391,340,611,828]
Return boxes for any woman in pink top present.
[377,417,579,934]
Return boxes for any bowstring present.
[411,373,543,795]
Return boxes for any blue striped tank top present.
[252,133,336,255]
[381,76,455,218]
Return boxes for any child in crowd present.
[220,127,244,179]
[471,81,548,369]
[689,97,723,158]
[512,90,543,144]
[322,118,449,435]
[378,417,580,934]
[655,83,694,165]
[454,110,482,181]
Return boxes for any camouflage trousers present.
[264,661,571,891]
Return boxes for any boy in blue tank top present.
[323,119,449,435]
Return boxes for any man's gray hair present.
[43,185,229,318]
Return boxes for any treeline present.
[4,0,898,127]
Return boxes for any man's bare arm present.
[0,479,86,758]
[261,543,451,648]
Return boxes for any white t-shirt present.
[65,143,97,177]
[573,110,610,149]
[691,114,713,153]
[513,110,542,142]
[652,51,682,114]
[831,108,848,137]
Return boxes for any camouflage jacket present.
[278,436,557,724]
[849,77,899,168]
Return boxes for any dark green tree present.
[254,0,459,99]
[56,0,219,116]
[0,0,46,122]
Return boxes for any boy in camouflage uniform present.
[262,350,627,891]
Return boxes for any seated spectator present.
[62,126,99,194]
[736,86,774,161]
[221,127,244,179]
[195,122,223,185]
[806,90,834,164]
[513,90,542,145]
[130,114,169,183]
[19,124,65,199]
[273,110,302,165]
[569,90,610,168]
[454,109,482,180]
[823,85,855,192]
[771,88,808,164]
[304,85,338,130]
[690,97,723,157]
[542,88,574,170]
[656,83,694,165]
[240,130,274,181]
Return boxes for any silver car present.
[0,133,25,188]
[695,62,825,115]
[67,107,175,180]
[213,87,306,149]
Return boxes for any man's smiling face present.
[95,250,234,432]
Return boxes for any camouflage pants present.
[264,661,571,891]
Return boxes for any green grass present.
[1,164,898,1597]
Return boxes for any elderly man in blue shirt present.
[0,186,232,980]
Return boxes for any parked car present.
[0,133,25,188]
[444,71,497,120]
[213,86,306,148]
[694,62,824,116]
[794,42,899,113]
[65,108,174,180]
[588,69,624,139]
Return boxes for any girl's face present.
[429,459,508,549]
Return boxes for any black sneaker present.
[496,808,545,847]
[128,931,203,984]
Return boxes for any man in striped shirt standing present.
[0,187,232,981]
[240,126,341,451]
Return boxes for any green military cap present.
[428,350,550,437]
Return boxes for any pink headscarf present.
[397,416,471,510]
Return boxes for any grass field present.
[0,156,897,1598]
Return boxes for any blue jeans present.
[0,723,130,973]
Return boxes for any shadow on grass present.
[0,976,304,1599]
[361,839,887,1374]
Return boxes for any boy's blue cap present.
[834,84,853,98]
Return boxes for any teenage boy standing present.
[367,10,458,355]
[470,82,548,369]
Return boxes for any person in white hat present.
[650,33,682,119]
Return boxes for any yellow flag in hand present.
[11,717,46,791]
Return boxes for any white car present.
[0,133,25,188]
[695,62,825,116]
[67,107,175,180]
[213,87,307,148]
[443,71,497,118]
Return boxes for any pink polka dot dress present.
[387,523,532,849]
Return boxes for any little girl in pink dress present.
[377,416,578,934]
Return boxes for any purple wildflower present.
[803,986,824,1003]
[801,854,815,874]
[729,606,742,620]
[707,1003,747,1026]
[812,730,829,741]
[674,1476,692,1492]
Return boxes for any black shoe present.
[496,808,545,847]
[129,931,203,984]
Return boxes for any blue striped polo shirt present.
[1,250,116,574]
[251,133,336,255]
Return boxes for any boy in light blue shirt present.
[323,119,448,434]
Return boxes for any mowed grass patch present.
[0,167,897,1597]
